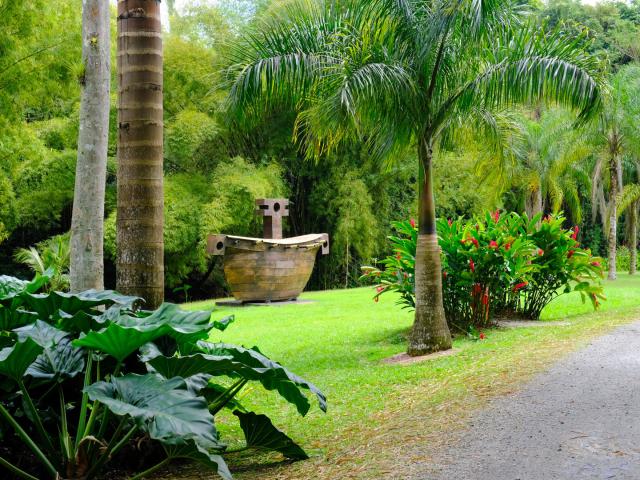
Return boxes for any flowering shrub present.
[497,215,606,319]
[361,212,605,330]
[361,220,416,310]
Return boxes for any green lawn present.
[182,274,640,479]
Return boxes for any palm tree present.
[14,235,70,292]
[227,0,603,355]
[481,109,593,223]
[116,0,165,308]
[70,0,111,292]
[590,65,640,280]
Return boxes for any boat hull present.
[207,234,329,303]
[224,245,320,302]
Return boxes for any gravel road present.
[412,321,640,480]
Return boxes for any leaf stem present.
[0,455,40,480]
[128,456,171,480]
[0,403,57,477]
[75,352,93,448]
[17,379,55,454]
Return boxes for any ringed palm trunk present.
[407,138,452,356]
[608,155,618,281]
[70,0,111,292]
[630,201,638,275]
[116,0,164,308]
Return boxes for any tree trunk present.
[407,139,452,356]
[70,0,111,292]
[116,0,165,308]
[630,201,638,275]
[608,156,618,281]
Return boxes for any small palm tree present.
[14,235,70,291]
[485,109,593,223]
[590,65,640,280]
[227,0,603,355]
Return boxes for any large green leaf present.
[115,303,214,344]
[0,306,38,331]
[0,338,42,380]
[14,320,67,347]
[26,338,85,381]
[234,411,308,460]
[21,290,140,322]
[0,271,51,301]
[150,344,327,416]
[74,324,160,362]
[164,439,232,480]
[74,304,215,362]
[84,374,224,449]
[198,342,327,415]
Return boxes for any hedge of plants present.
[362,212,605,332]
[0,271,325,479]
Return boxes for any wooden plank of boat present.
[206,233,329,303]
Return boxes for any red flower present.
[396,252,402,260]
[481,293,489,305]
[571,225,579,240]
[492,210,500,222]
[470,237,479,248]
[504,242,511,251]
[472,283,482,295]
[489,240,498,249]
[567,250,575,258]
[376,286,385,293]
[479,332,486,340]
[591,261,601,267]
[448,218,453,226]
[513,281,528,292]
[469,258,475,272]
[538,248,544,256]
[443,271,448,279]
[410,218,416,228]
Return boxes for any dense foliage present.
[363,214,605,329]
[0,272,325,479]
[4,0,639,299]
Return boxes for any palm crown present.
[226,0,605,355]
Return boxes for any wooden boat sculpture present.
[207,199,329,303]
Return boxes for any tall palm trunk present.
[608,154,618,281]
[70,0,111,292]
[116,0,164,307]
[630,200,638,275]
[408,138,452,356]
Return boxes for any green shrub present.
[0,272,325,479]
[165,110,222,173]
[616,246,637,272]
[362,213,605,330]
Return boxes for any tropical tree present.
[116,0,165,308]
[590,64,640,280]
[227,0,603,355]
[69,0,111,292]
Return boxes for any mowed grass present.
[180,274,640,479]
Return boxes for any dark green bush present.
[0,272,325,479]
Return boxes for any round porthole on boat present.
[274,202,281,212]
[216,241,224,250]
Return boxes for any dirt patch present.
[382,348,459,365]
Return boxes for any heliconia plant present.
[0,271,325,480]
[361,212,605,331]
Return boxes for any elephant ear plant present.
[0,272,326,479]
